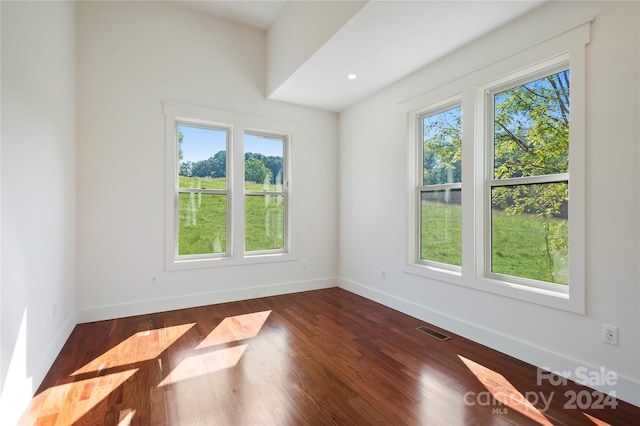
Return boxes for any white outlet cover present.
[601,324,618,346]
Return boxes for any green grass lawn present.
[177,176,284,255]
[491,208,568,284]
[177,177,567,284]
[421,201,568,284]
[420,201,462,266]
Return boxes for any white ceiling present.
[179,0,286,30]
[180,0,546,112]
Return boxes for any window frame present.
[405,21,589,314]
[415,99,463,273]
[244,129,290,256]
[175,121,232,260]
[475,51,586,313]
[163,101,298,271]
[484,61,571,294]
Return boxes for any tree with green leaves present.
[491,69,570,283]
[421,70,570,283]
[492,70,569,181]
[422,107,462,186]
[245,157,272,184]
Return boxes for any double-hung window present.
[164,102,296,270]
[486,64,570,292]
[416,102,462,270]
[407,21,588,313]
[244,132,288,254]
[176,123,230,258]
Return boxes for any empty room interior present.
[1,0,639,424]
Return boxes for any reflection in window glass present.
[244,132,287,252]
[176,124,229,257]
[422,106,462,185]
[178,193,227,255]
[245,194,284,251]
[420,189,462,266]
[419,105,462,267]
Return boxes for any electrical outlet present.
[150,275,158,285]
[380,268,387,279]
[601,324,618,346]
[302,260,308,270]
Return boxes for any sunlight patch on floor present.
[21,369,138,425]
[459,355,553,425]
[158,310,271,386]
[118,408,136,425]
[157,344,248,386]
[72,323,195,375]
[197,310,272,349]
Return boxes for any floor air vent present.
[416,326,452,341]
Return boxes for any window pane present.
[245,133,284,192]
[491,183,568,284]
[493,70,569,179]
[178,124,227,189]
[245,194,284,251]
[422,106,462,185]
[420,189,461,266]
[178,192,227,255]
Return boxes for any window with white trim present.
[164,102,296,270]
[406,22,588,313]
[177,123,230,258]
[244,131,288,254]
[417,102,462,270]
[486,64,570,292]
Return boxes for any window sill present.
[403,263,584,314]
[166,252,297,271]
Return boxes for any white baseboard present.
[338,278,640,408]
[77,277,337,323]
[31,310,77,390]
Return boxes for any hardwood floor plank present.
[18,288,640,425]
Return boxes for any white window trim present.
[484,59,571,295]
[175,120,232,261]
[405,21,589,314]
[243,129,290,257]
[410,96,463,274]
[163,101,299,271]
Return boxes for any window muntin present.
[176,123,230,258]
[244,132,287,253]
[418,105,462,268]
[164,102,299,270]
[487,66,570,289]
[406,25,588,313]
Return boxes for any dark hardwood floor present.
[20,288,639,425]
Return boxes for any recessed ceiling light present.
[347,73,357,80]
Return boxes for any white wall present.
[0,1,77,423]
[338,0,640,405]
[76,1,339,321]
[266,0,366,97]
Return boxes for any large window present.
[417,104,462,269]
[406,21,588,313]
[487,66,570,292]
[164,102,296,270]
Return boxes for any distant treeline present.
[180,152,283,184]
